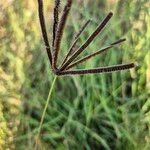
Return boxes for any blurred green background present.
[0,0,150,149]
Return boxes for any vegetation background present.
[0,0,150,149]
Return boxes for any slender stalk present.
[35,76,57,149]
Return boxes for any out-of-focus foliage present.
[0,104,7,148]
[0,0,150,149]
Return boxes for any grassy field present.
[0,0,150,149]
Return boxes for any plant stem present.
[35,76,57,149]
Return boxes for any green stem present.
[35,76,57,149]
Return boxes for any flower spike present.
[53,0,73,69]
[37,0,52,65]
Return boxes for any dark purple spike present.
[53,0,73,69]
[60,19,91,67]
[56,63,136,76]
[65,38,126,70]
[74,19,91,40]
[111,38,126,45]
[37,0,52,65]
[52,0,60,47]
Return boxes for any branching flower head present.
[37,0,137,76]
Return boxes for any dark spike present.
[74,19,91,40]
[60,19,91,66]
[53,0,73,69]
[37,0,52,65]
[52,0,60,47]
[65,38,126,70]
[56,63,136,76]
[111,38,126,45]
[60,12,113,71]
